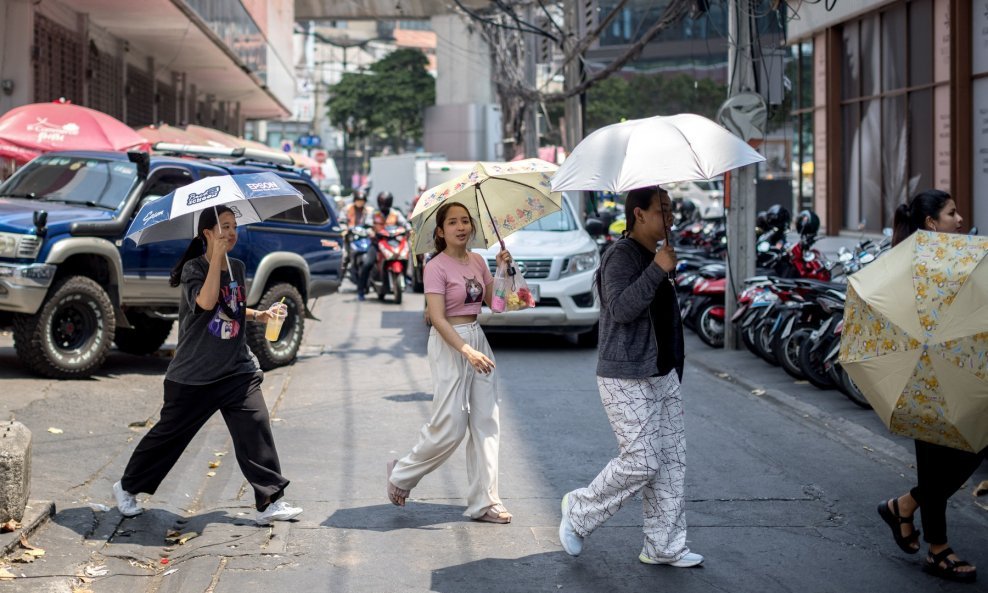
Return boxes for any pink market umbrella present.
[0,101,147,163]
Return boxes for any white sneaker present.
[112,481,143,517]
[559,493,584,556]
[639,551,704,567]
[256,500,303,526]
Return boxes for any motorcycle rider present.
[341,192,373,288]
[357,191,408,301]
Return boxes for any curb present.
[0,500,55,558]
[688,354,915,468]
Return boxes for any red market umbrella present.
[0,102,146,163]
[136,124,202,146]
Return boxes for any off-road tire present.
[247,282,304,370]
[113,313,173,355]
[13,275,116,378]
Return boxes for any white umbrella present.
[550,113,765,193]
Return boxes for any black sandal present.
[877,498,920,554]
[923,547,977,583]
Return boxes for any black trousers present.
[121,372,289,511]
[910,440,986,545]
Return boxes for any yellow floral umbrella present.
[839,231,988,452]
[409,159,563,255]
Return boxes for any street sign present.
[281,140,293,153]
[298,134,322,148]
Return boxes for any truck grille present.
[487,258,552,280]
[18,236,41,259]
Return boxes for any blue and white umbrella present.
[126,172,304,246]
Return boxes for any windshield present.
[518,197,577,231]
[0,155,137,210]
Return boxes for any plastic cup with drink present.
[265,297,287,341]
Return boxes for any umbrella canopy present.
[136,124,202,145]
[550,113,765,193]
[0,102,146,164]
[839,230,988,452]
[126,172,304,246]
[409,159,563,255]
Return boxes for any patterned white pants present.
[565,372,688,561]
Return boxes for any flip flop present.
[386,459,409,507]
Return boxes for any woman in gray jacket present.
[558,187,702,567]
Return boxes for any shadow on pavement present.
[0,346,172,380]
[323,502,470,532]
[429,551,700,593]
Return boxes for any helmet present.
[796,209,820,236]
[765,204,791,230]
[756,210,768,231]
[377,191,394,212]
[676,199,697,221]
[353,190,367,203]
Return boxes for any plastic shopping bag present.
[491,257,536,313]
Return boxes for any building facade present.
[788,0,985,235]
[0,0,295,134]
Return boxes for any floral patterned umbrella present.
[409,159,563,255]
[839,230,988,452]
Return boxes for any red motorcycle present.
[369,225,410,304]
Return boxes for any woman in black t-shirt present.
[112,206,303,527]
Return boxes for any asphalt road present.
[0,288,986,593]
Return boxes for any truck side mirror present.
[585,217,606,237]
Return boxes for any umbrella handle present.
[476,187,506,251]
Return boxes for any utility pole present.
[723,0,759,350]
[563,0,586,216]
[522,4,538,159]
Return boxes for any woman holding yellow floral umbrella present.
[847,190,984,584]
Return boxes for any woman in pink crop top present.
[386,201,514,524]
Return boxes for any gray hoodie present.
[596,237,685,379]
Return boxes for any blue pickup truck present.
[0,146,343,378]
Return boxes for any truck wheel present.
[113,313,174,355]
[12,275,116,378]
[247,282,304,370]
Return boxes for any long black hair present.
[594,187,663,299]
[431,201,476,259]
[169,205,234,286]
[891,189,952,247]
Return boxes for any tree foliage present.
[325,49,436,152]
[543,73,728,145]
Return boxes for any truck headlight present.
[561,250,599,277]
[0,233,41,259]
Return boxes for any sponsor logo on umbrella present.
[246,181,280,191]
[26,118,80,143]
[142,209,166,224]
[229,206,242,218]
[187,185,221,206]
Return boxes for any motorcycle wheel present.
[739,315,759,355]
[776,327,810,380]
[798,338,836,389]
[838,365,872,409]
[391,270,403,305]
[695,303,724,348]
[753,319,780,365]
[683,296,708,331]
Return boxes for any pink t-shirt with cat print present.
[424,251,493,317]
